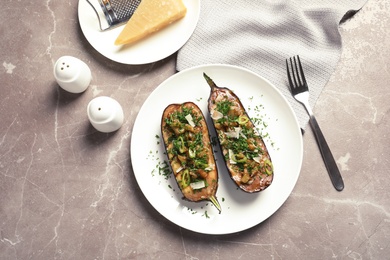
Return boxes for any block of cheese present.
[114,0,187,46]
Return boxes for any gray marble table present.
[1,0,389,259]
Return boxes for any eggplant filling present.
[161,102,221,212]
[209,92,273,191]
[164,107,211,187]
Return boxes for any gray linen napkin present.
[176,0,367,129]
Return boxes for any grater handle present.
[85,0,141,31]
[99,0,118,27]
[85,0,110,31]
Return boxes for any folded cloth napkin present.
[177,0,367,129]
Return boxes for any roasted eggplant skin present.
[204,73,274,193]
[161,102,221,212]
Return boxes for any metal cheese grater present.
[86,0,142,31]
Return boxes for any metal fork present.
[286,56,344,191]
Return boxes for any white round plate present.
[131,64,303,234]
[78,0,200,64]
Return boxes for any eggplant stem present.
[203,73,217,91]
[209,195,221,214]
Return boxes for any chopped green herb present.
[157,160,172,180]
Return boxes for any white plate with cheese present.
[78,0,200,64]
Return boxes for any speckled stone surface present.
[1,0,389,259]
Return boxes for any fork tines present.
[286,55,308,94]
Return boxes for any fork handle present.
[309,115,344,191]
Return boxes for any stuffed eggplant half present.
[161,102,221,213]
[204,73,274,193]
